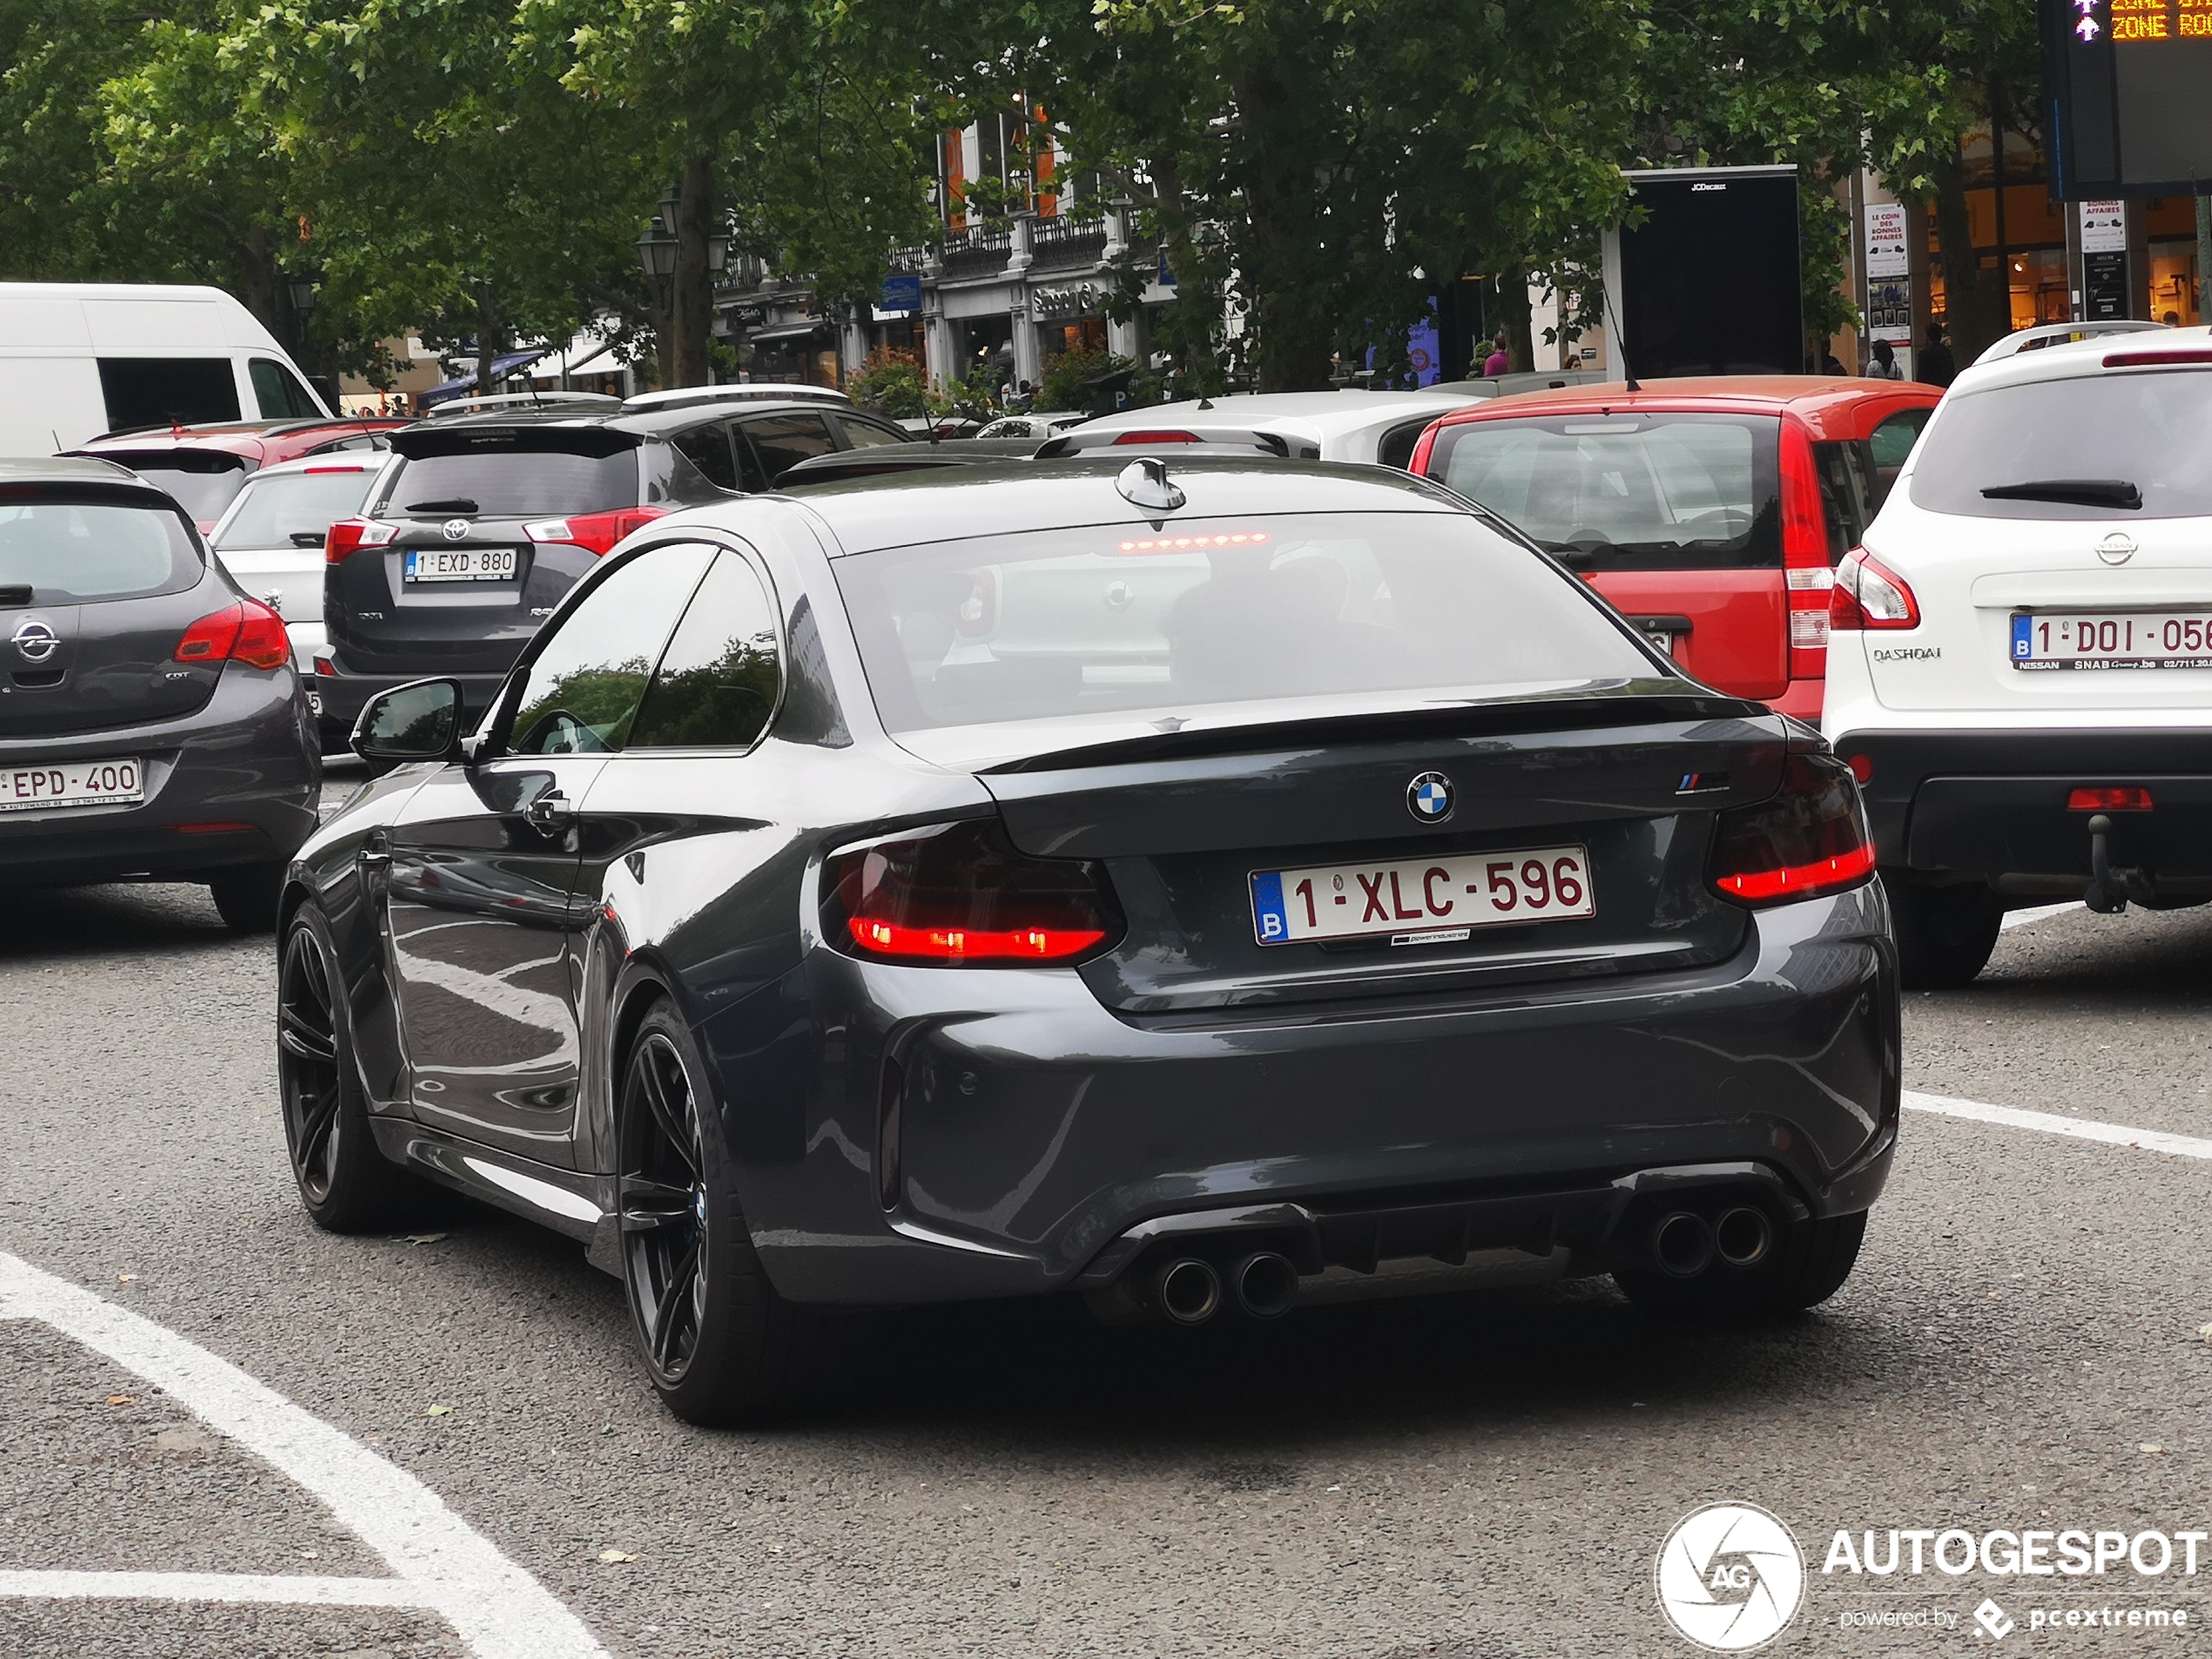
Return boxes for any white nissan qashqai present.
[1823,326,2212,989]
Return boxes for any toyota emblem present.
[1407,771,1453,822]
[10,619,58,663]
[442,518,471,542]
[2097,532,2136,566]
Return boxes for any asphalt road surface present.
[5,777,2211,1656]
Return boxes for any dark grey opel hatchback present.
[0,457,319,927]
[281,455,1897,1423]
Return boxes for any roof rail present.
[1973,319,2165,367]
[620,383,852,412]
[422,391,623,419]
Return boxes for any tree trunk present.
[1932,138,2005,365]
[1498,267,1535,373]
[233,224,283,342]
[475,287,501,408]
[1231,62,1336,393]
[672,153,716,388]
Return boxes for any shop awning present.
[747,320,832,342]
[420,348,550,407]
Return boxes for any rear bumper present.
[1831,726,2212,887]
[0,671,320,886]
[707,884,1898,1305]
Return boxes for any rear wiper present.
[1981,478,2141,509]
[406,497,480,514]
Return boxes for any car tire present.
[617,999,820,1426]
[1615,1209,1866,1319]
[278,903,425,1231]
[210,864,285,933]
[1885,875,2003,990]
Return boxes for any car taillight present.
[521,507,666,556]
[1110,429,1203,445]
[1779,424,1832,678]
[821,819,1121,965]
[1710,752,1876,906]
[2068,786,2153,812]
[174,598,289,671]
[326,518,396,563]
[1830,548,1919,631]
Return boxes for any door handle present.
[526,789,575,835]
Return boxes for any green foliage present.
[846,348,930,418]
[1035,343,1130,414]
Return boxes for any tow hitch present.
[2084,813,2154,913]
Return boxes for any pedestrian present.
[1819,347,1845,376]
[1481,332,1510,378]
[1867,338,1902,381]
[1917,323,1955,388]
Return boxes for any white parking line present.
[1903,1090,2212,1161]
[0,1571,439,1607]
[2000,901,2084,932]
[0,1251,609,1659]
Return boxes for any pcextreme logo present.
[1656,1502,1806,1651]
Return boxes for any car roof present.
[1432,374,1943,440]
[1946,323,2212,397]
[1077,388,1494,447]
[760,454,1459,555]
[70,418,406,460]
[408,400,850,442]
[0,455,148,489]
[622,383,852,412]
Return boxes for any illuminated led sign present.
[2045,0,2212,194]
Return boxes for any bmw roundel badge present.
[1407,771,1453,823]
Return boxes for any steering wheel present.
[516,709,605,755]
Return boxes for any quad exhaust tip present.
[1231,1251,1299,1319]
[1156,1257,1223,1325]
[1651,1211,1715,1278]
[1714,1205,1772,1269]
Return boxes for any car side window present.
[835,415,909,449]
[737,413,838,484]
[627,550,782,749]
[249,359,322,420]
[1377,420,1430,470]
[504,542,718,755]
[671,422,739,491]
[1867,407,1931,504]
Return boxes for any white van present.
[0,282,330,455]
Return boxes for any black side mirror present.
[353,678,463,764]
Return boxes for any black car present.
[310,401,914,745]
[0,457,320,927]
[281,455,1897,1424]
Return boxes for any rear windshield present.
[1909,369,2212,520]
[379,448,638,517]
[0,498,201,602]
[213,468,378,551]
[1427,412,1780,570]
[833,510,1656,735]
[103,453,251,525]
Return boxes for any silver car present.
[205,450,391,669]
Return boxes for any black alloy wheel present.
[278,904,418,1231]
[617,1001,818,1424]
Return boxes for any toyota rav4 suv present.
[1822,328,2212,987]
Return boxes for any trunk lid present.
[0,581,230,738]
[982,701,1786,1015]
[1853,504,2212,714]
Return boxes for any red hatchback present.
[1410,377,1941,718]
[66,417,411,536]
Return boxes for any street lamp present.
[634,213,678,281]
[287,274,320,316]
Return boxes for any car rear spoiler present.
[774,449,1029,489]
[1033,426,1319,461]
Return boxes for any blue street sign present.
[880,273,922,314]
